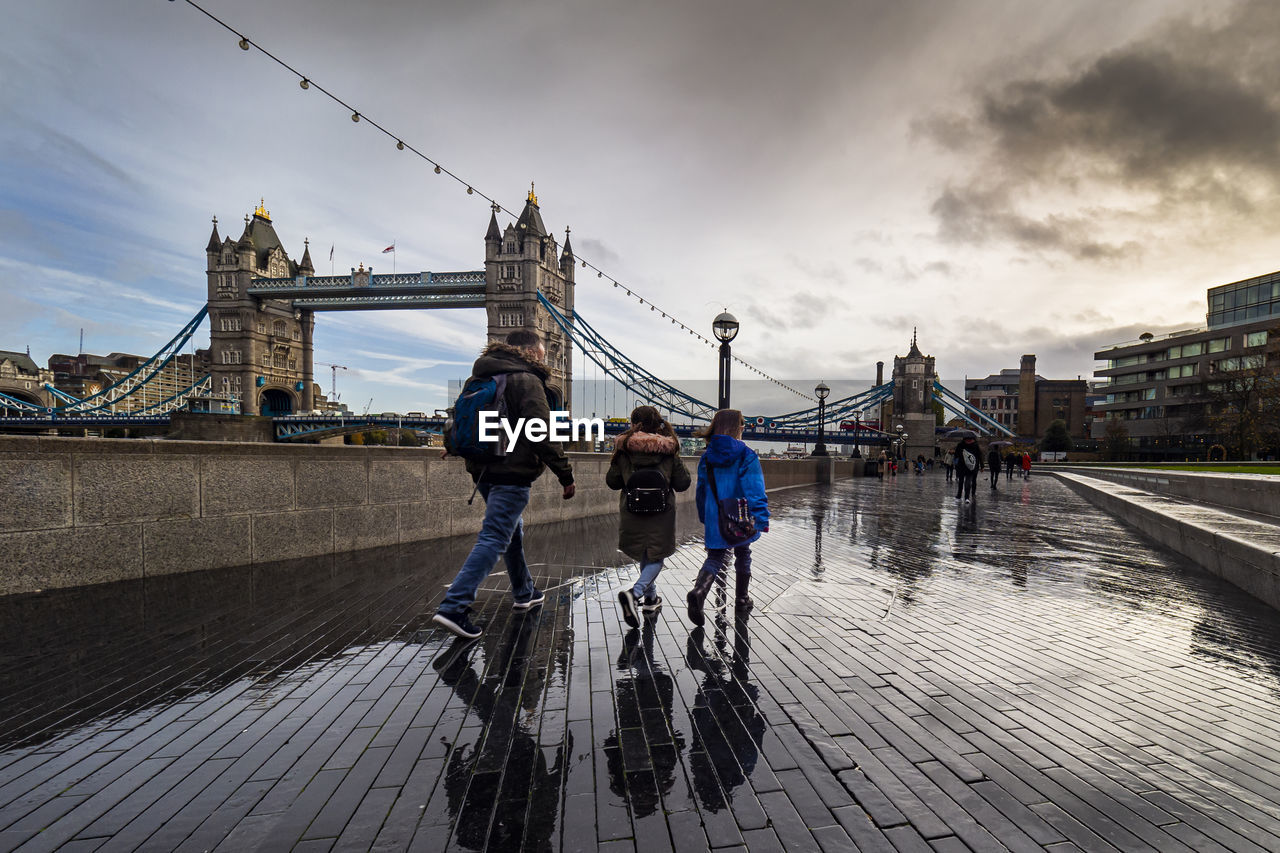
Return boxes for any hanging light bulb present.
[351,112,360,122]
[396,140,404,150]
[466,186,473,194]
[299,78,309,89]
[433,164,441,174]
[238,37,250,50]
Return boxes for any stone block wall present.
[0,437,847,595]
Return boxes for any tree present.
[1041,419,1071,453]
[1202,333,1280,459]
[1103,419,1130,461]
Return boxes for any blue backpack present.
[445,374,508,462]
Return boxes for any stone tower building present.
[1017,354,1037,436]
[483,186,575,410]
[204,202,315,416]
[890,330,938,461]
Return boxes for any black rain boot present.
[735,572,754,612]
[686,571,717,627]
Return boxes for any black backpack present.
[624,466,670,514]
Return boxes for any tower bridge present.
[4,191,1022,443]
[205,189,574,416]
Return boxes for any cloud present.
[919,0,1280,260]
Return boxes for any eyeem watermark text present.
[479,411,604,452]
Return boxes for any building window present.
[1246,330,1268,347]
[498,312,523,327]
[505,241,516,254]
[257,323,266,334]
[221,349,242,364]
[1207,337,1231,353]
[219,316,241,332]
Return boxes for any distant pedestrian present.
[915,454,926,475]
[877,449,887,479]
[432,330,576,640]
[609,406,692,627]
[1005,451,1017,482]
[1021,451,1032,480]
[987,444,1002,489]
[686,410,770,626]
[954,434,982,503]
[943,450,954,482]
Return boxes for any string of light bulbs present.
[172,0,815,402]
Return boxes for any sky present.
[5,0,1280,416]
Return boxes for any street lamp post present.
[812,381,830,456]
[851,410,862,458]
[894,423,904,465]
[712,312,739,410]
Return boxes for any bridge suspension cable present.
[171,0,813,402]
[538,293,718,422]
[37,307,210,416]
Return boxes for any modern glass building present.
[1208,270,1280,329]
[1093,270,1278,458]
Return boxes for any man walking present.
[433,329,576,639]
[954,434,982,503]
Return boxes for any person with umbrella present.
[987,442,1003,489]
[952,429,983,503]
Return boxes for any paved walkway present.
[3,471,1280,851]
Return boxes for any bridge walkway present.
[2,473,1279,851]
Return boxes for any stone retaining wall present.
[0,436,848,595]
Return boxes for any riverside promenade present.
[2,472,1280,852]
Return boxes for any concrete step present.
[1054,470,1280,611]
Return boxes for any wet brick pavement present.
[3,471,1280,851]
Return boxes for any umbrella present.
[989,440,1013,447]
[949,429,978,439]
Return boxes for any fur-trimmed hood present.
[473,341,550,380]
[618,431,679,455]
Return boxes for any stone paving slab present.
[3,472,1280,851]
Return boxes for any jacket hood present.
[619,431,680,455]
[472,341,550,380]
[703,433,749,466]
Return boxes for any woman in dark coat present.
[987,444,1002,489]
[607,406,692,627]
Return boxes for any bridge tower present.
[483,185,574,410]
[890,329,938,461]
[205,202,316,416]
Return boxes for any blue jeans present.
[700,545,752,577]
[632,560,663,599]
[439,483,534,614]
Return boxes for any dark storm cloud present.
[921,0,1280,260]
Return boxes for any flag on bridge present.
[329,245,334,261]
[382,243,395,254]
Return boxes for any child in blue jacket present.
[687,409,770,626]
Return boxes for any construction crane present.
[317,362,348,401]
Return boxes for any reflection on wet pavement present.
[3,474,1280,851]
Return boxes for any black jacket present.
[987,447,1002,469]
[605,431,692,562]
[462,343,574,488]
